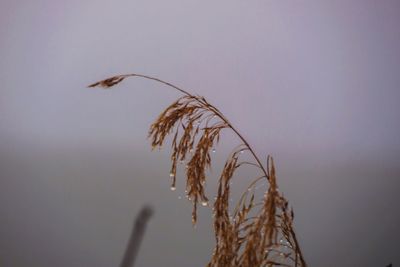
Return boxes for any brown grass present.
[89,73,307,267]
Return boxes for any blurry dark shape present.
[120,205,154,267]
[386,264,392,267]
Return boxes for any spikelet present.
[148,94,227,224]
[88,75,129,88]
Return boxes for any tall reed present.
[89,73,307,267]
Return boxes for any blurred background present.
[1,1,399,266]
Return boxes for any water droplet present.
[170,186,176,191]
[280,239,284,243]
[280,252,284,256]
[201,201,208,206]
[169,172,175,177]
[265,249,269,253]
[240,150,244,154]
[212,148,216,153]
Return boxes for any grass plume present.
[89,73,307,267]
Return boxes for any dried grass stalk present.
[89,73,307,267]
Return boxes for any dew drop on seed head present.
[212,148,216,153]
[201,201,208,207]
[169,172,175,177]
[170,186,176,191]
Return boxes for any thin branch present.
[120,206,154,267]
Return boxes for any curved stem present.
[123,74,192,96]
[216,112,270,181]
[115,73,270,181]
[236,161,263,169]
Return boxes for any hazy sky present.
[1,1,399,266]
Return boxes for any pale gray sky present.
[1,1,399,266]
